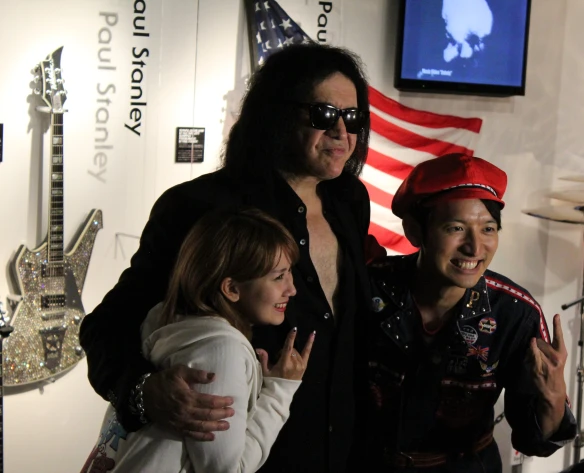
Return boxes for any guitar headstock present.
[32,46,67,113]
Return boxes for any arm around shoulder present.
[79,184,207,429]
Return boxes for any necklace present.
[412,296,446,336]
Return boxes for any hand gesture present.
[256,328,315,381]
[527,314,568,437]
[143,365,235,441]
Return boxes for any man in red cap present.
[366,153,576,472]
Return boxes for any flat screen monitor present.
[394,0,532,97]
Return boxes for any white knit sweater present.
[81,304,301,473]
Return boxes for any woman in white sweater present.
[82,208,314,473]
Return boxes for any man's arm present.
[80,184,222,431]
[505,312,576,456]
[529,314,570,439]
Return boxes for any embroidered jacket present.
[367,254,576,464]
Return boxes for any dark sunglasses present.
[297,102,368,134]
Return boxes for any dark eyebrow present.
[446,217,497,225]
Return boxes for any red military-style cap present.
[391,153,507,219]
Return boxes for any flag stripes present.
[364,88,482,254]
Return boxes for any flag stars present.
[280,18,292,30]
[256,31,262,44]
[271,19,276,29]
[283,36,294,46]
[260,21,266,30]
[255,2,260,12]
[277,38,283,48]
[265,40,272,50]
[264,1,271,10]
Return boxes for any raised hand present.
[143,365,235,441]
[256,328,315,381]
[527,314,568,438]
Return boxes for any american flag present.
[244,0,312,67]
[245,0,483,255]
[365,89,482,254]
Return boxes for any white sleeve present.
[171,336,300,473]
[241,376,301,471]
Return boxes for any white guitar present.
[5,47,103,386]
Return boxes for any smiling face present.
[235,252,297,326]
[419,199,499,290]
[294,72,359,182]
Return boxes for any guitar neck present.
[48,113,64,271]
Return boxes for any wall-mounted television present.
[394,0,532,97]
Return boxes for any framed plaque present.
[175,127,205,163]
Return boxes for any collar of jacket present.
[373,254,493,352]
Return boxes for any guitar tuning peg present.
[46,90,52,96]
[33,75,40,83]
[44,67,50,73]
[56,79,63,84]
[54,68,61,74]
[33,88,41,95]
[31,64,40,74]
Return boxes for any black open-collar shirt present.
[80,168,372,473]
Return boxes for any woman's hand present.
[256,328,315,381]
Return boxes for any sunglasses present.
[298,102,368,134]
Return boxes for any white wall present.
[0,0,582,472]
[0,1,239,472]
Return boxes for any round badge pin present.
[460,325,479,345]
[372,297,386,313]
[478,317,497,334]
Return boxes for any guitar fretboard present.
[48,113,64,275]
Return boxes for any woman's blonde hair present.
[159,207,299,339]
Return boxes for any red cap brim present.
[421,188,505,209]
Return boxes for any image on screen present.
[399,0,530,88]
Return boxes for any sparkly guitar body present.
[4,47,103,386]
[6,210,102,386]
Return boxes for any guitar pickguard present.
[5,209,103,385]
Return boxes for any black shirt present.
[80,168,372,473]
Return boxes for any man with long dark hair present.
[80,43,372,472]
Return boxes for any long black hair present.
[222,43,370,181]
